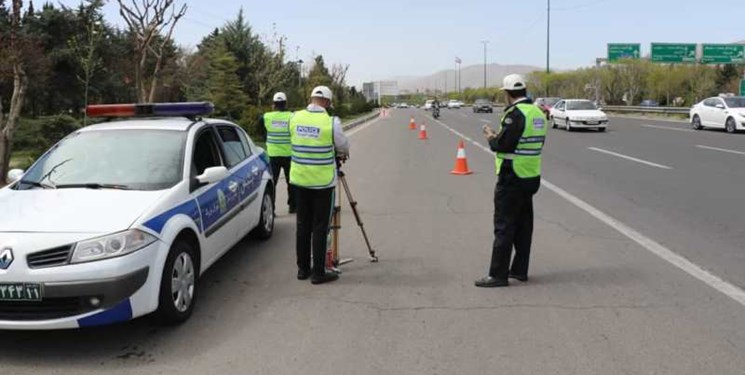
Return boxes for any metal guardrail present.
[342,110,380,131]
[602,105,690,115]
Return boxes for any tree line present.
[0,0,374,183]
[528,60,743,106]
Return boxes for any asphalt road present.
[2,108,745,374]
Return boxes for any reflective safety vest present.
[263,111,293,157]
[495,103,547,178]
[289,110,336,188]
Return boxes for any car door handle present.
[228,181,239,193]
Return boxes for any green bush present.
[239,106,267,141]
[13,115,81,159]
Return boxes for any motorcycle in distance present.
[432,105,440,119]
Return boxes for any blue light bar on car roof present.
[86,102,214,118]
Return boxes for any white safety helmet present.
[310,86,333,102]
[273,92,287,102]
[501,74,527,91]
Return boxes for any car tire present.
[155,239,199,325]
[566,119,573,132]
[692,115,703,130]
[251,186,275,240]
[598,127,606,132]
[550,117,557,129]
[725,117,737,133]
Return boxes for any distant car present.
[690,96,745,133]
[535,97,561,117]
[424,100,434,111]
[473,99,493,113]
[550,99,608,132]
[640,99,659,107]
[447,100,462,109]
[398,103,409,108]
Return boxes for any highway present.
[2,108,745,374]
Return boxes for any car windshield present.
[724,97,745,108]
[18,129,186,191]
[567,101,597,110]
[475,99,489,104]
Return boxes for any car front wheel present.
[155,240,198,325]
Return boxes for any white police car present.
[0,102,274,329]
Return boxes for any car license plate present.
[586,121,599,125]
[0,283,43,301]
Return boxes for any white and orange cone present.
[450,140,473,175]
[409,117,416,130]
[418,123,429,140]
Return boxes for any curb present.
[342,110,380,132]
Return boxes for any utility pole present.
[481,40,489,89]
[546,0,551,95]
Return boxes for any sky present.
[57,0,745,87]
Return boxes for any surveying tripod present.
[327,161,378,273]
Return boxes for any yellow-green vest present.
[289,110,335,188]
[263,111,293,157]
[495,103,547,178]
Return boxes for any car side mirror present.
[7,169,24,184]
[716,104,725,109]
[196,166,229,185]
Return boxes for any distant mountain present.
[394,63,543,93]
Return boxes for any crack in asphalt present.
[312,296,662,313]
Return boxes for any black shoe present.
[297,269,311,280]
[508,273,528,282]
[311,272,339,285]
[288,207,297,214]
[474,276,509,288]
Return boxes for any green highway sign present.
[740,79,745,96]
[607,43,641,62]
[701,44,745,64]
[651,43,697,63]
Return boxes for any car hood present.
[567,110,606,117]
[0,188,165,233]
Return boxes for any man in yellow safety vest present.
[475,74,547,288]
[262,92,296,213]
[289,86,350,285]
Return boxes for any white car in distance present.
[447,100,462,109]
[550,99,609,132]
[690,96,745,133]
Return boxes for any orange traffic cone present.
[409,117,416,130]
[418,123,429,140]
[450,140,473,175]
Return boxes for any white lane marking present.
[478,119,492,123]
[642,124,694,132]
[696,144,745,156]
[429,116,745,308]
[588,147,673,170]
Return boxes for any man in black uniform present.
[475,74,546,288]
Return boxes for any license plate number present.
[0,283,43,301]
[586,121,599,125]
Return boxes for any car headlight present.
[71,229,157,264]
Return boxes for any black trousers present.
[270,156,296,210]
[488,170,540,280]
[295,186,334,277]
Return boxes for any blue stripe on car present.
[143,199,202,234]
[77,299,133,327]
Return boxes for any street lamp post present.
[546,0,551,95]
[481,40,489,90]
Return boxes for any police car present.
[0,102,274,329]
